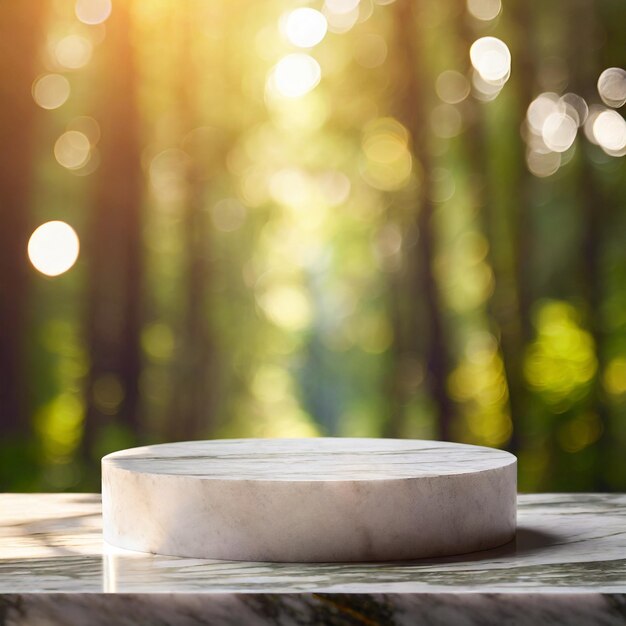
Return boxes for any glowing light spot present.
[470,36,511,84]
[526,149,561,178]
[467,0,501,21]
[28,221,80,277]
[541,111,577,153]
[258,284,312,331]
[604,357,626,395]
[268,89,330,130]
[54,35,93,70]
[524,301,597,408]
[524,93,587,170]
[54,131,91,170]
[472,70,503,101]
[325,0,360,15]
[592,109,626,156]
[597,67,626,108]
[583,105,604,145]
[34,392,84,463]
[526,92,560,133]
[561,93,588,127]
[364,134,406,162]
[282,8,327,48]
[32,74,70,110]
[360,118,412,191]
[211,198,247,232]
[449,332,511,447]
[75,0,111,25]
[436,70,470,104]
[323,2,359,33]
[66,116,101,145]
[271,54,321,98]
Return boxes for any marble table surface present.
[1,493,625,625]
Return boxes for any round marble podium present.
[102,438,517,562]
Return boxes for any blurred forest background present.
[1,0,625,493]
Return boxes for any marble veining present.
[1,494,625,624]
[102,438,516,480]
[102,438,517,561]
[0,494,624,592]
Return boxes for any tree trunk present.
[568,0,616,489]
[453,0,535,453]
[389,0,456,440]
[83,0,143,464]
[0,1,46,486]
[165,1,219,441]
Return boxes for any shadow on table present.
[402,525,564,567]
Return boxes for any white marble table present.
[1,493,625,625]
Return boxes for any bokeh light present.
[526,149,561,178]
[604,357,626,396]
[323,0,359,34]
[467,0,502,21]
[470,36,511,84]
[449,332,512,447]
[524,92,588,174]
[282,8,327,48]
[28,221,80,277]
[436,70,470,104]
[269,168,314,212]
[472,70,504,101]
[211,198,247,232]
[360,117,413,190]
[32,74,71,110]
[66,116,101,146]
[525,301,597,408]
[324,0,360,14]
[592,109,626,156]
[527,92,560,133]
[541,110,577,153]
[561,92,588,126]
[54,35,93,70]
[583,105,603,145]
[257,283,312,332]
[597,67,626,108]
[54,131,91,170]
[271,54,321,98]
[75,0,112,25]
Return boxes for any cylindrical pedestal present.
[102,438,516,562]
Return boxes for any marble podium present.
[102,438,517,561]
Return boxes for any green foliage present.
[1,0,625,493]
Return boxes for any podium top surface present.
[101,438,516,481]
